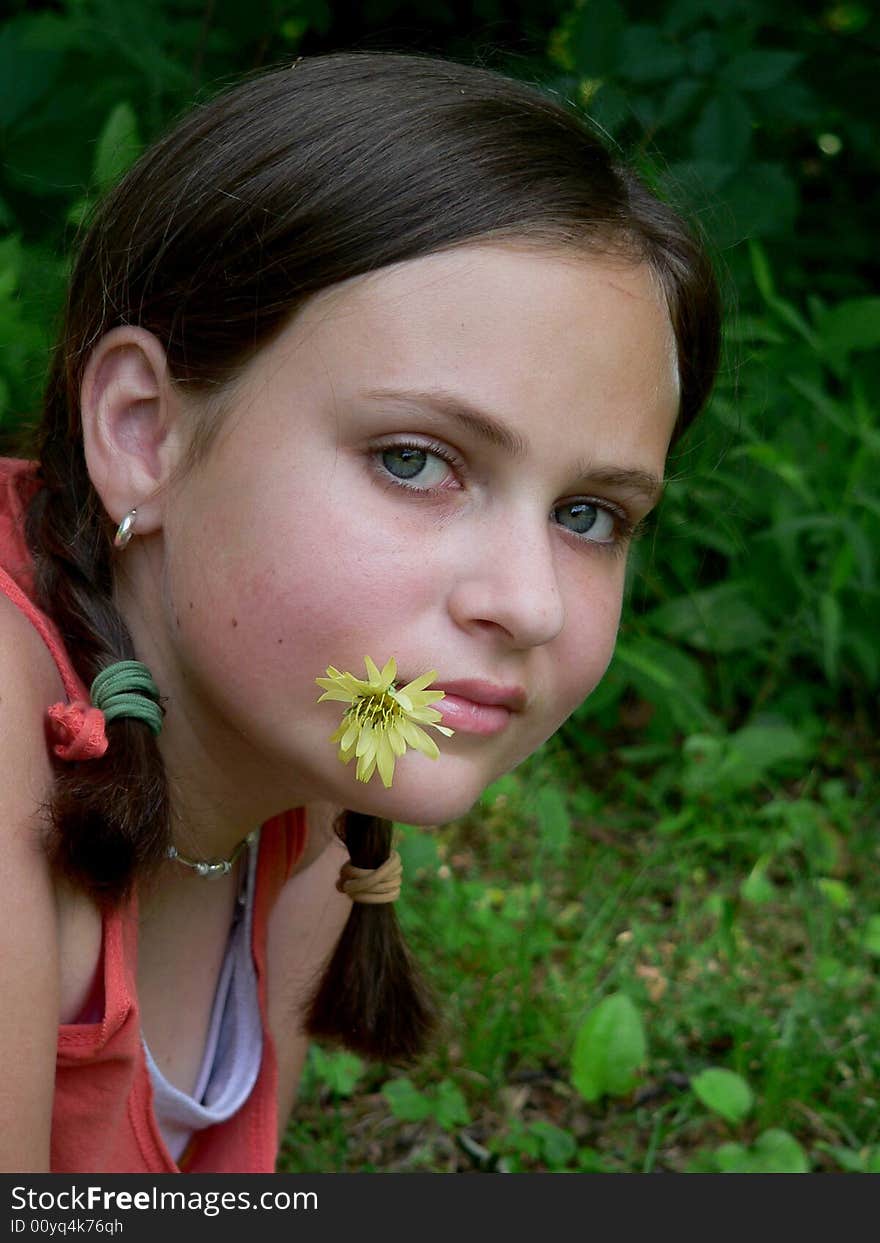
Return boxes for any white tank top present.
[143,831,264,1162]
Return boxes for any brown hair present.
[22,50,720,1062]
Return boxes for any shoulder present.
[0,579,65,1171]
[0,582,67,772]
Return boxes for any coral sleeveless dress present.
[0,457,307,1173]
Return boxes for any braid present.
[305,811,438,1062]
[23,363,172,910]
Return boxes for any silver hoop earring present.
[113,508,137,550]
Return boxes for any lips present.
[430,679,527,712]
[401,677,526,737]
[432,695,511,735]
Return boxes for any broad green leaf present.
[682,722,810,799]
[0,15,72,129]
[691,1068,754,1124]
[309,1045,364,1097]
[691,91,752,167]
[862,915,880,957]
[529,1121,577,1167]
[618,25,686,83]
[534,784,571,865]
[568,0,627,76]
[94,102,141,190]
[571,993,646,1103]
[815,878,853,911]
[718,1129,810,1173]
[614,638,716,733]
[381,1077,433,1123]
[740,856,777,906]
[646,583,771,654]
[433,1080,470,1131]
[723,50,802,92]
[720,162,798,239]
[818,298,880,356]
[656,78,703,128]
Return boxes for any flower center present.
[349,689,400,730]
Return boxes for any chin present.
[331,762,484,827]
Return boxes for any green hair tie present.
[90,660,164,736]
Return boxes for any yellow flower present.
[315,655,454,788]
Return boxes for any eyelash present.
[370,438,643,560]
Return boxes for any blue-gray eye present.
[382,447,426,479]
[379,445,452,489]
[556,501,614,541]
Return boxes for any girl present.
[0,50,719,1173]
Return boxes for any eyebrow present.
[361,386,666,507]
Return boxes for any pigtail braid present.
[23,367,172,910]
[305,811,437,1062]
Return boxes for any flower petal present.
[355,725,376,759]
[376,734,396,787]
[398,670,439,695]
[363,655,384,686]
[317,688,358,704]
[400,718,440,759]
[387,725,407,757]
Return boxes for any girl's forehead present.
[194,242,678,501]
[273,242,679,410]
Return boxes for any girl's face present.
[151,243,680,827]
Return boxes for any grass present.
[278,705,880,1174]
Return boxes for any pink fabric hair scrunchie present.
[46,700,109,762]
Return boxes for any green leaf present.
[433,1080,470,1131]
[818,298,880,357]
[691,1068,754,1124]
[534,784,571,865]
[381,1077,433,1123]
[719,162,798,239]
[723,50,802,92]
[646,583,771,654]
[862,915,880,957]
[682,722,811,799]
[740,856,777,906]
[656,78,704,128]
[613,638,716,733]
[716,1129,810,1173]
[0,15,72,129]
[749,239,776,301]
[692,92,752,168]
[618,25,686,83]
[819,592,842,684]
[568,0,627,76]
[571,992,646,1103]
[309,1045,364,1097]
[94,102,141,190]
[529,1121,577,1168]
[815,877,853,911]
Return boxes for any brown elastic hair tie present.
[337,850,402,904]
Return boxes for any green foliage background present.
[1,0,876,1173]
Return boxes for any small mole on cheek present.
[189,601,193,610]
[277,638,283,645]
[231,617,238,628]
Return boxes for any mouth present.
[405,676,526,737]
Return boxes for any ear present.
[80,326,186,536]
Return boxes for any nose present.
[446,504,566,649]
